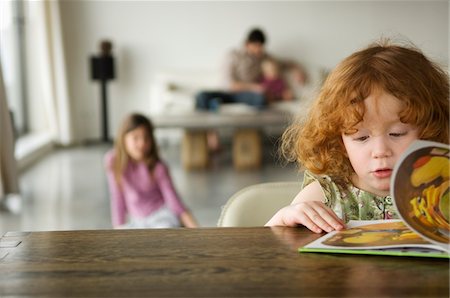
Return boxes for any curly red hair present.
[281,40,449,184]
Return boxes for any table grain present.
[0,227,448,297]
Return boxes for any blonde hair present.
[112,113,160,184]
[261,58,280,75]
[281,40,449,184]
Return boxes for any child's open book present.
[299,140,450,258]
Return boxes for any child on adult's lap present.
[105,113,198,229]
[260,58,293,104]
[265,40,449,233]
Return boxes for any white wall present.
[59,1,449,142]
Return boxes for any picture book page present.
[391,140,449,252]
[302,220,448,253]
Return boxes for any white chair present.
[217,181,302,227]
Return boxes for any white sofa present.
[149,69,223,115]
[148,68,318,117]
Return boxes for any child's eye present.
[389,132,407,137]
[354,136,369,142]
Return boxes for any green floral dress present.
[302,171,398,223]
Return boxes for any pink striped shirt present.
[104,150,187,227]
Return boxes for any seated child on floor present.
[105,113,198,229]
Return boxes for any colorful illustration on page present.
[322,221,429,248]
[392,141,450,246]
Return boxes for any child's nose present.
[372,137,392,158]
[137,140,150,151]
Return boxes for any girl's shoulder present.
[303,170,387,201]
[303,170,332,189]
[153,160,170,175]
[104,149,117,169]
[303,171,339,200]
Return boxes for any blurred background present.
[0,0,448,234]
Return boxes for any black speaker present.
[90,56,115,81]
[89,40,116,142]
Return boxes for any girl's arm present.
[154,162,199,227]
[265,181,344,233]
[104,153,127,228]
[106,172,127,228]
[179,211,198,228]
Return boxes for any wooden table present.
[152,110,291,170]
[1,227,448,297]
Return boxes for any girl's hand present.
[180,211,199,228]
[265,201,345,233]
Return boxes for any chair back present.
[217,181,301,227]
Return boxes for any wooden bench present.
[151,110,292,170]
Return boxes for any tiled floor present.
[0,140,301,234]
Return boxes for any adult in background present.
[195,27,306,111]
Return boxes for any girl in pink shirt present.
[105,113,198,229]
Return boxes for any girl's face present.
[124,125,152,162]
[341,91,419,197]
[262,61,278,79]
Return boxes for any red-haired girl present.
[266,41,449,233]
